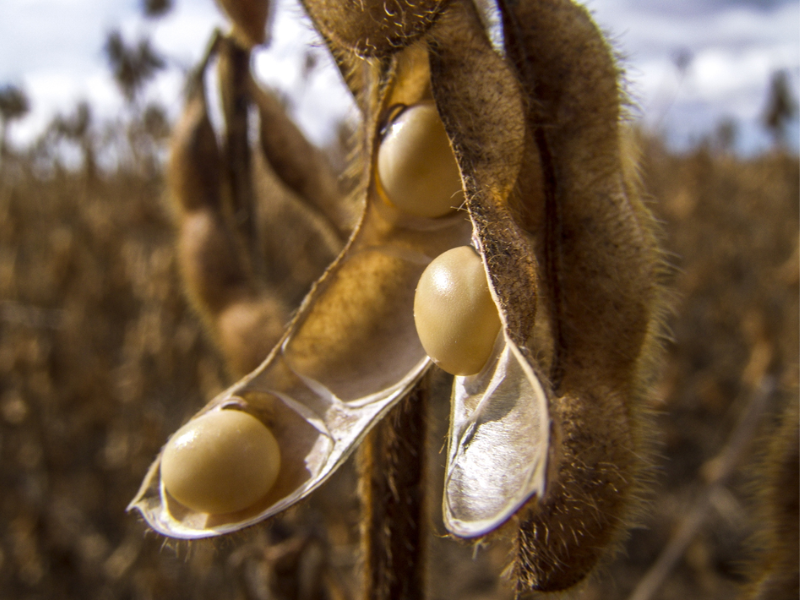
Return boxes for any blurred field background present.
[0,4,798,599]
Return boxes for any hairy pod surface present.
[301,0,450,57]
[134,4,662,596]
[495,0,662,591]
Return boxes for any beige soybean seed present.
[414,246,502,376]
[377,103,464,219]
[161,409,280,515]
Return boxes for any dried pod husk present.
[418,0,553,538]
[248,76,352,237]
[129,42,473,538]
[168,51,287,378]
[484,0,661,591]
[215,0,271,48]
[300,0,450,57]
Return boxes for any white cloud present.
[1,0,797,154]
[589,0,799,151]
[151,0,226,68]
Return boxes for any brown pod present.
[300,0,450,57]
[215,0,271,48]
[498,0,663,591]
[248,75,351,237]
[169,75,247,315]
[428,0,663,592]
[168,78,222,215]
[169,50,286,377]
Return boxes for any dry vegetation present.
[0,111,797,599]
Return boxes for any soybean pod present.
[131,0,664,594]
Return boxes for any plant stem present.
[218,35,262,280]
[358,374,429,600]
[627,375,776,600]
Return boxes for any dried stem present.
[218,35,262,279]
[627,375,777,600]
[358,374,429,600]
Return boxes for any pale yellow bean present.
[161,409,280,514]
[414,246,501,375]
[377,103,464,218]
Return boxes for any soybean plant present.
[130,0,666,596]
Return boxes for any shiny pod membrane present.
[129,44,474,538]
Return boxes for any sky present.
[0,0,798,155]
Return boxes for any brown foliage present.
[0,119,797,600]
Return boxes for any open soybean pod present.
[131,1,663,594]
[299,0,555,545]
[419,1,553,542]
[310,0,663,591]
[129,36,474,538]
[428,0,663,591]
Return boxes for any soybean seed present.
[161,409,280,514]
[377,103,464,218]
[414,246,501,376]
